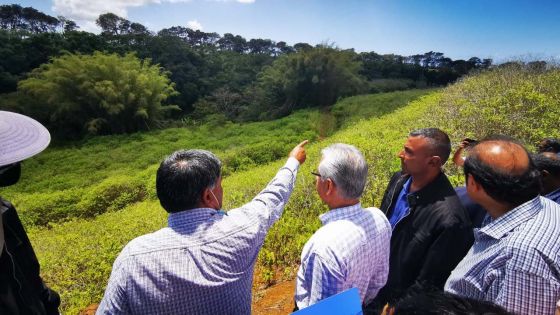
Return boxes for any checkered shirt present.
[445,196,560,315]
[96,158,300,315]
[295,203,392,309]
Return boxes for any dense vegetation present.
[3,62,559,313]
[0,4,494,139]
[3,3,560,315]
[5,89,430,313]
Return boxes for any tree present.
[18,52,179,138]
[252,45,367,118]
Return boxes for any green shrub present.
[76,175,148,217]
[427,65,560,147]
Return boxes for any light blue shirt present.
[97,158,300,315]
[445,196,560,315]
[295,203,392,309]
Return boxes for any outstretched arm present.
[232,140,308,230]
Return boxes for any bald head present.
[464,138,541,207]
[472,141,531,176]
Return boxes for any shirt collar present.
[402,177,412,195]
[545,188,560,200]
[168,208,223,229]
[477,196,542,240]
[319,203,363,225]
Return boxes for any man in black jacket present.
[0,111,60,314]
[366,128,473,313]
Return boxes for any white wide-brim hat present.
[0,111,51,167]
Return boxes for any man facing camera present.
[97,141,308,315]
[367,128,473,312]
[295,143,391,309]
[445,137,560,315]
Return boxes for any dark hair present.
[156,149,221,213]
[537,138,560,153]
[409,128,451,164]
[393,290,512,315]
[532,153,560,177]
[463,139,541,207]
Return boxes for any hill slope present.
[12,89,437,313]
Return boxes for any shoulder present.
[363,207,391,230]
[507,199,560,255]
[118,227,173,258]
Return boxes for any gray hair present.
[318,143,368,199]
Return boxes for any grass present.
[6,89,440,313]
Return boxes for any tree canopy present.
[18,52,179,138]
[0,5,503,138]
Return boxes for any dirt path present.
[253,280,296,315]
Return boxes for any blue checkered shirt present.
[295,204,392,309]
[445,196,560,315]
[97,158,300,315]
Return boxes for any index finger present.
[297,140,309,147]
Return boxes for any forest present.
[0,4,494,139]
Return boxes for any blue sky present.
[3,0,560,61]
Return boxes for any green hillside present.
[11,89,431,313]
[8,64,560,314]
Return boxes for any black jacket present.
[0,198,60,315]
[371,172,474,306]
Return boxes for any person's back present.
[445,137,560,314]
[296,206,391,306]
[98,141,308,314]
[108,203,285,313]
[295,144,391,310]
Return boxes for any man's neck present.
[409,171,440,193]
[327,199,360,210]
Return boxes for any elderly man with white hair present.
[294,143,391,310]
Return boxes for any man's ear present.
[325,178,336,196]
[429,156,442,168]
[199,188,213,208]
[467,174,481,192]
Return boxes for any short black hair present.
[537,138,560,153]
[393,290,512,315]
[156,149,221,213]
[409,128,451,164]
[463,139,541,207]
[532,153,560,177]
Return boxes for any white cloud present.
[186,20,203,31]
[51,0,252,32]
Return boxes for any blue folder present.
[291,287,363,315]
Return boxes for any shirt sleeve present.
[295,252,345,309]
[96,254,131,315]
[232,157,300,231]
[488,266,560,314]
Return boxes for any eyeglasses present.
[311,171,322,178]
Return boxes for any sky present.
[3,0,560,62]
